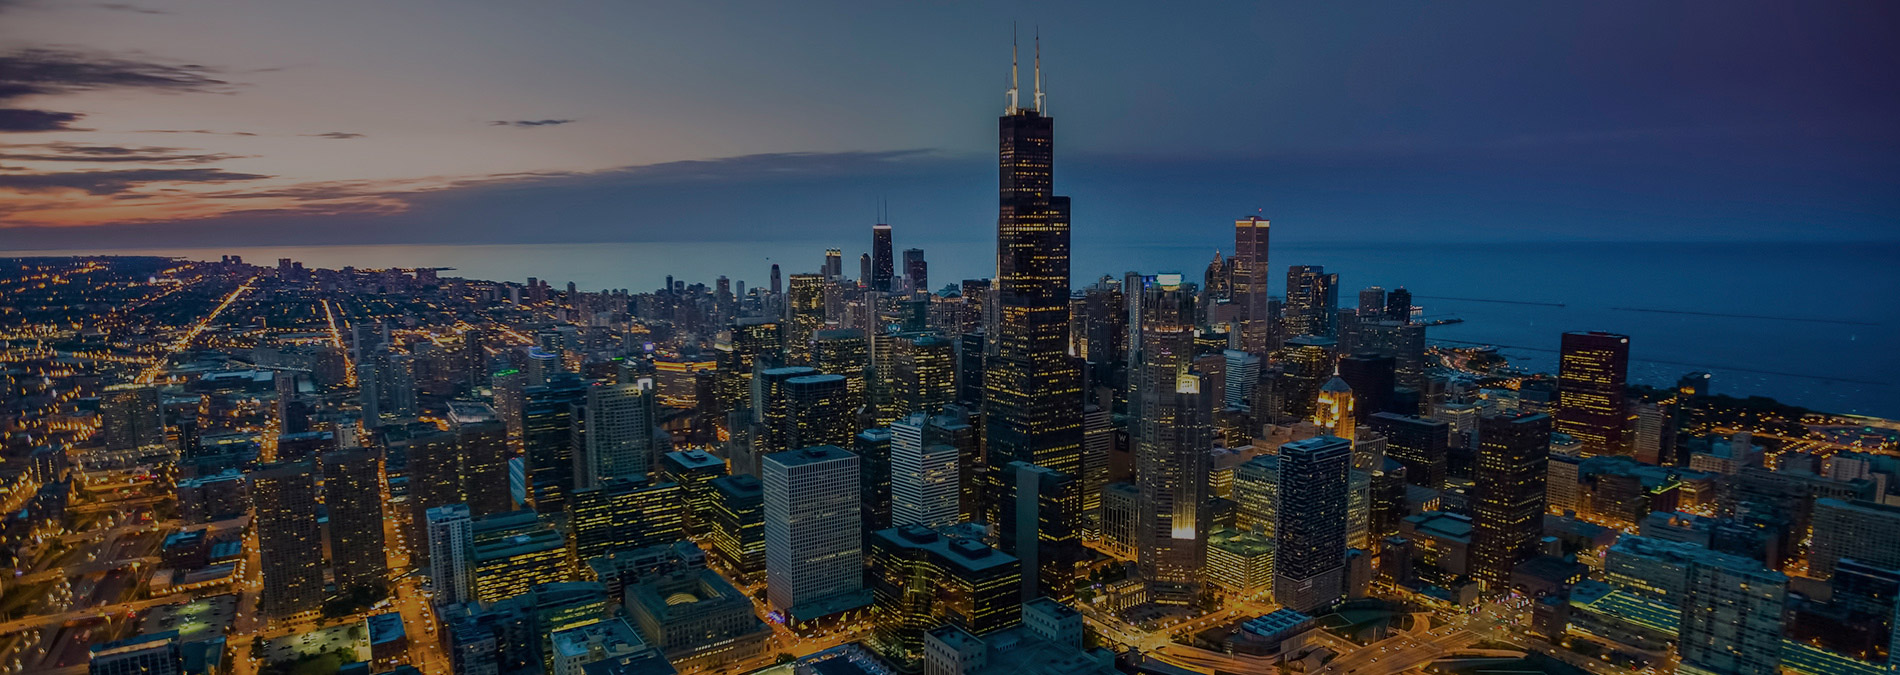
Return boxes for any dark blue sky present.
[1,0,1895,247]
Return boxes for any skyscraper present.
[903,248,927,294]
[710,474,766,582]
[785,274,826,364]
[1357,287,1386,316]
[1000,461,1081,604]
[868,525,1021,667]
[825,248,844,280]
[1275,436,1351,613]
[1132,275,1213,598]
[1368,412,1449,490]
[1233,454,1279,536]
[523,373,588,513]
[1284,265,1339,339]
[784,374,855,450]
[985,37,1085,533]
[578,379,664,489]
[872,223,895,292]
[1336,353,1396,420]
[252,461,325,619]
[101,383,165,453]
[1385,287,1412,323]
[427,503,476,607]
[893,334,956,419]
[1678,551,1788,675]
[1232,216,1271,353]
[451,401,513,516]
[570,479,684,559]
[1556,331,1631,456]
[890,413,960,530]
[762,446,868,621]
[321,448,389,596]
[1313,375,1355,442]
[1471,412,1551,590]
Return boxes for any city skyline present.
[4,1,1899,249]
[5,7,1900,675]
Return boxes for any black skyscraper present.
[1472,412,1551,590]
[872,224,895,292]
[1337,352,1396,420]
[984,37,1084,521]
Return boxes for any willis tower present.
[985,33,1083,522]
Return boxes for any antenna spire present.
[1033,27,1044,113]
[1006,24,1020,114]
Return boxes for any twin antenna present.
[1006,24,1045,115]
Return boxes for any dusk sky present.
[1,0,1895,249]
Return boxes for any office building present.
[321,448,389,596]
[856,428,895,540]
[1313,375,1355,442]
[1284,265,1339,338]
[891,413,961,530]
[252,461,325,619]
[524,374,589,513]
[549,618,647,675]
[1556,331,1631,456]
[1232,216,1272,353]
[579,379,665,489]
[870,525,1022,667]
[986,51,1085,541]
[763,446,869,621]
[473,511,572,605]
[708,474,766,581]
[87,631,183,675]
[905,247,928,293]
[659,450,728,537]
[1100,482,1140,560]
[894,334,956,419]
[1337,353,1396,419]
[1206,529,1276,597]
[1000,461,1081,604]
[1233,455,1279,536]
[1274,436,1351,613]
[1809,498,1900,579]
[570,479,684,559]
[1368,412,1449,490]
[1471,413,1551,591]
[786,274,826,363]
[872,223,895,292]
[811,328,869,411]
[1132,275,1214,597]
[451,402,514,517]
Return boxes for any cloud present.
[94,3,166,13]
[305,131,364,139]
[0,108,85,131]
[0,167,269,195]
[136,128,257,136]
[0,48,229,102]
[490,119,574,128]
[0,142,237,164]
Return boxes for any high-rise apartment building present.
[523,374,589,513]
[252,461,325,619]
[1471,413,1551,590]
[321,448,388,596]
[1274,436,1351,613]
[427,504,476,606]
[451,401,513,516]
[762,446,867,621]
[1556,331,1631,456]
[1678,551,1788,675]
